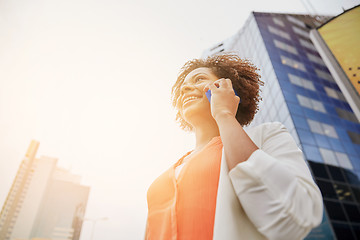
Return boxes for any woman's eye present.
[195,77,205,82]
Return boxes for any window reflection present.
[333,183,354,202]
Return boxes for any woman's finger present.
[204,82,218,92]
[225,78,233,88]
[215,78,231,88]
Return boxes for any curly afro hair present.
[171,53,263,131]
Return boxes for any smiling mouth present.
[183,96,201,106]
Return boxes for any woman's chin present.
[183,112,214,127]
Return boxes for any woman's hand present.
[204,78,240,122]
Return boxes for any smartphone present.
[205,89,241,103]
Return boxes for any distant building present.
[203,11,360,239]
[0,140,90,240]
[310,5,360,122]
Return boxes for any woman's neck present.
[193,121,220,153]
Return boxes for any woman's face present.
[178,67,219,128]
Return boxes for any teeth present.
[183,96,199,104]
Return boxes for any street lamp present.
[84,217,108,240]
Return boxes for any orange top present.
[146,137,223,240]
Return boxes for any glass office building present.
[203,12,360,240]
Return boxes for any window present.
[334,185,354,202]
[299,39,317,51]
[347,131,360,144]
[351,187,360,202]
[317,180,337,199]
[315,69,335,82]
[297,94,312,108]
[281,55,306,71]
[335,108,359,123]
[324,86,339,99]
[289,74,315,91]
[319,148,353,170]
[274,39,298,55]
[307,53,326,66]
[307,119,338,138]
[322,123,339,138]
[287,15,306,28]
[273,18,285,27]
[289,74,302,86]
[268,26,291,40]
[327,165,346,182]
[311,100,326,113]
[308,119,324,135]
[308,161,329,179]
[335,152,353,170]
[302,80,315,91]
[343,203,360,221]
[297,94,326,113]
[319,148,338,166]
[292,26,309,38]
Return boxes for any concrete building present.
[203,11,360,240]
[0,141,90,240]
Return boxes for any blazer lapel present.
[213,145,266,240]
[213,148,244,240]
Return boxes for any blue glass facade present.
[253,12,360,240]
[203,11,360,240]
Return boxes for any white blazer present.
[213,122,323,240]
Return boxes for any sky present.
[0,0,359,239]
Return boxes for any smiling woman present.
[172,55,263,131]
[145,53,323,240]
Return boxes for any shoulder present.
[244,122,297,150]
[247,121,285,132]
[245,122,287,142]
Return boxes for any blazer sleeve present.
[228,122,323,240]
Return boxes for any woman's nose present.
[180,83,195,94]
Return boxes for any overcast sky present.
[1,0,359,239]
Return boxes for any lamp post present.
[84,217,108,240]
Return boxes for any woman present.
[146,54,323,240]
